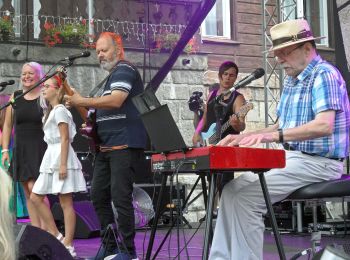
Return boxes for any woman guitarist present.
[192,61,247,193]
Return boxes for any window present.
[283,0,329,47]
[304,0,329,46]
[201,0,231,39]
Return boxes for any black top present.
[10,91,47,181]
[204,89,242,138]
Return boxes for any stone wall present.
[0,43,279,222]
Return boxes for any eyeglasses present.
[42,84,59,89]
[274,43,305,59]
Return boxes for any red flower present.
[44,21,54,31]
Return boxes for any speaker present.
[47,152,93,205]
[264,201,294,230]
[16,225,73,260]
[72,152,94,202]
[70,107,89,152]
[51,200,100,239]
[133,152,153,184]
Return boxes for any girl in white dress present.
[31,75,86,258]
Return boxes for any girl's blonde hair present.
[0,168,15,260]
[42,75,66,124]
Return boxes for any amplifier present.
[264,201,294,231]
[308,221,350,235]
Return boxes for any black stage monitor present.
[132,89,161,114]
[140,104,188,153]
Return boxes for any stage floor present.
[69,223,350,260]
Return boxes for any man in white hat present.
[209,19,350,260]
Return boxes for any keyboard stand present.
[146,173,208,260]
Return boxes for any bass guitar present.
[201,102,253,146]
[79,108,100,153]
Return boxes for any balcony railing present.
[0,0,199,49]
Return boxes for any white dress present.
[33,105,87,195]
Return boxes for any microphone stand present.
[204,92,228,244]
[0,61,73,223]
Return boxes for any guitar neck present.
[63,81,88,121]
[206,103,252,145]
[207,120,230,144]
[220,120,231,135]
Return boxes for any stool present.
[286,175,350,259]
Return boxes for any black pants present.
[91,148,145,253]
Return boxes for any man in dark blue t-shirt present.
[66,32,146,260]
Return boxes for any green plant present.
[0,15,14,41]
[59,23,87,42]
[152,33,197,54]
[43,19,94,48]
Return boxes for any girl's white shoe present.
[65,245,77,258]
[56,232,64,242]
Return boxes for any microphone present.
[0,80,15,87]
[60,51,91,61]
[0,80,15,92]
[223,68,265,97]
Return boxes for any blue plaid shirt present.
[277,56,350,158]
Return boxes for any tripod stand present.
[95,202,134,260]
[147,172,208,260]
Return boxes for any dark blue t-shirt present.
[96,61,147,148]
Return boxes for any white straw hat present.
[268,19,326,52]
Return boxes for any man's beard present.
[100,59,117,71]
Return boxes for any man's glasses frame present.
[274,42,306,59]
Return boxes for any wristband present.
[1,149,9,154]
[278,129,284,143]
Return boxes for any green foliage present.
[0,16,14,41]
[152,33,197,54]
[43,21,91,47]
[57,23,88,42]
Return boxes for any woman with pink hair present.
[2,62,48,229]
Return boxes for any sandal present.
[56,232,64,242]
[65,245,77,258]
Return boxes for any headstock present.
[56,66,67,80]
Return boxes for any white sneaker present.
[65,245,77,258]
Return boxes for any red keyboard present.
[152,146,286,172]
